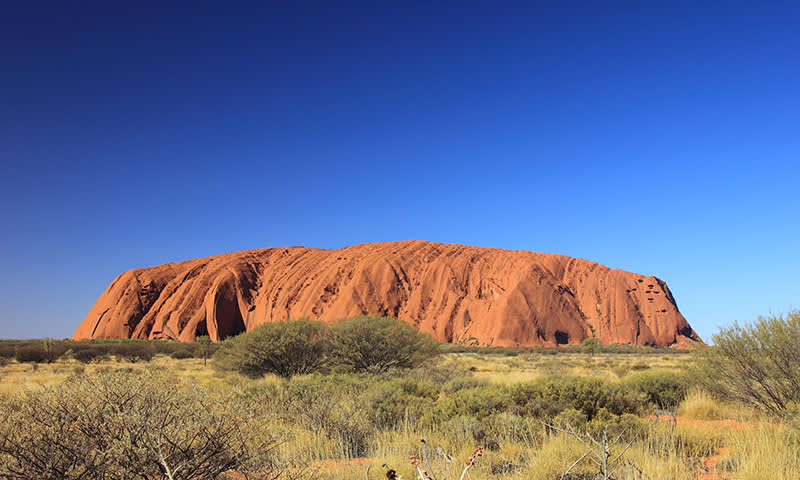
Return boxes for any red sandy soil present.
[698,445,734,480]
[74,240,699,347]
[651,416,743,480]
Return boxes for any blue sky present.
[1,2,798,342]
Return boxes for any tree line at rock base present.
[1,315,692,368]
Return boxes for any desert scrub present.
[696,311,800,415]
[441,375,490,394]
[509,376,647,420]
[331,315,441,373]
[433,383,510,421]
[363,377,439,429]
[214,316,443,378]
[0,371,278,480]
[213,318,333,378]
[623,369,691,410]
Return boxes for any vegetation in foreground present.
[0,312,798,479]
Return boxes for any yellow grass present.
[725,422,800,480]
[445,351,693,384]
[2,349,797,480]
[0,355,230,394]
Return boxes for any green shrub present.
[580,337,602,356]
[696,311,800,415]
[404,361,474,385]
[213,319,332,378]
[331,315,441,373]
[783,404,800,447]
[445,415,488,445]
[170,349,194,359]
[510,377,647,420]
[110,343,153,362]
[611,364,630,378]
[435,384,510,421]
[0,372,275,479]
[552,408,588,429]
[259,373,374,458]
[14,345,47,363]
[71,345,111,363]
[442,376,489,394]
[585,410,644,440]
[41,338,68,363]
[482,412,542,445]
[364,378,438,429]
[0,344,14,360]
[624,370,691,410]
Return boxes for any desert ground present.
[1,340,796,480]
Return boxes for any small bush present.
[612,364,630,378]
[170,349,194,359]
[0,344,14,360]
[0,372,276,479]
[585,410,644,440]
[405,361,473,385]
[445,415,490,446]
[72,345,110,363]
[510,377,647,420]
[630,362,651,370]
[552,408,588,429]
[110,343,153,362]
[364,378,438,429]
[482,412,542,445]
[14,345,47,363]
[331,315,441,373]
[213,319,332,378]
[697,311,800,415]
[624,370,691,410]
[442,376,489,394]
[435,384,510,421]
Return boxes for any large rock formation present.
[73,241,699,347]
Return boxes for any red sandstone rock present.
[73,241,699,347]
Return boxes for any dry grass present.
[2,349,796,480]
[724,422,800,480]
[445,351,694,384]
[0,361,72,394]
[0,355,230,395]
[678,389,725,420]
[0,350,693,393]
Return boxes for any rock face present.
[73,241,699,347]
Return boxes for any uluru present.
[73,241,700,347]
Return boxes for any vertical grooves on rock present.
[73,241,700,346]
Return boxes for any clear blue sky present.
[1,2,798,342]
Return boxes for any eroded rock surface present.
[73,241,699,346]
